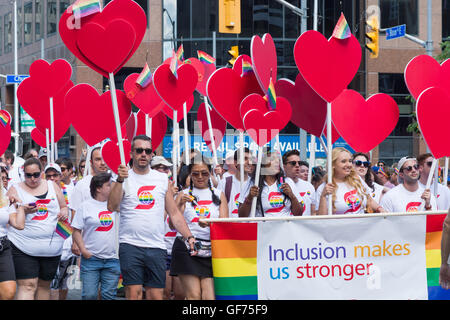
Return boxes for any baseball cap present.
[38,148,48,159]
[151,156,172,168]
[397,156,417,171]
[44,163,61,174]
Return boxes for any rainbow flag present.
[60,182,69,205]
[170,50,178,78]
[0,111,10,127]
[197,50,216,65]
[426,213,450,299]
[266,77,277,110]
[136,63,152,88]
[332,13,351,39]
[241,60,253,76]
[176,45,184,62]
[71,0,101,19]
[55,219,73,240]
[211,222,258,300]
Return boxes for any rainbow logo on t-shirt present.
[232,193,240,216]
[266,192,285,214]
[95,211,113,232]
[344,189,361,214]
[135,186,156,210]
[191,200,212,223]
[406,202,421,213]
[32,199,51,221]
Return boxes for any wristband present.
[116,178,124,183]
[185,235,195,242]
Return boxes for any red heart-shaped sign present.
[233,54,252,74]
[331,89,399,153]
[251,33,277,93]
[294,30,361,102]
[183,57,205,86]
[161,94,194,122]
[59,0,147,77]
[122,112,137,142]
[196,102,227,152]
[28,59,72,97]
[153,63,198,111]
[186,57,216,97]
[207,67,264,131]
[135,110,167,150]
[124,73,164,117]
[101,139,131,174]
[31,128,47,148]
[322,124,341,145]
[0,110,12,156]
[240,94,292,146]
[404,55,450,100]
[416,87,450,159]
[65,84,132,146]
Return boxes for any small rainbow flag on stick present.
[71,0,101,19]
[136,63,152,88]
[176,45,184,62]
[197,50,216,65]
[332,13,351,39]
[55,219,73,240]
[266,77,277,110]
[0,111,10,127]
[170,50,179,78]
[241,60,253,76]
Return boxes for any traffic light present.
[228,46,239,66]
[365,15,379,58]
[219,0,241,34]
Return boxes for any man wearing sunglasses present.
[380,156,437,213]
[107,135,196,301]
[417,153,450,211]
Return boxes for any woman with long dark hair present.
[238,151,303,217]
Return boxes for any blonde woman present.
[315,148,385,215]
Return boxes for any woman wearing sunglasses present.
[5,157,69,300]
[352,153,388,205]
[316,148,385,215]
[238,151,303,217]
[171,157,228,300]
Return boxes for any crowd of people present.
[0,137,449,300]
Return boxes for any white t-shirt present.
[8,181,64,256]
[238,178,298,217]
[164,215,177,255]
[315,181,368,215]
[419,181,450,211]
[119,169,168,249]
[180,187,222,240]
[72,199,118,259]
[69,175,93,212]
[0,204,14,237]
[217,175,247,218]
[286,177,316,216]
[380,183,438,213]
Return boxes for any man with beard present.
[107,135,195,300]
[380,156,437,213]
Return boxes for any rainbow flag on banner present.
[136,63,152,88]
[55,219,73,240]
[332,13,351,39]
[426,213,450,299]
[197,50,216,65]
[72,0,101,19]
[211,222,258,300]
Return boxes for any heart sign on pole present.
[196,102,227,153]
[0,110,12,156]
[416,87,450,159]
[294,30,361,103]
[331,89,399,153]
[101,139,132,174]
[251,33,277,93]
[124,73,165,117]
[404,55,450,100]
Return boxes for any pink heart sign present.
[101,139,131,174]
[0,110,12,156]
[251,33,277,93]
[331,89,399,153]
[207,67,264,131]
[240,94,292,146]
[124,73,164,117]
[196,102,227,152]
[59,0,147,77]
[404,55,450,100]
[65,84,132,146]
[294,30,361,102]
[416,87,450,159]
[135,110,167,150]
[153,63,198,111]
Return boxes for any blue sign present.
[6,74,29,84]
[386,24,406,40]
[161,134,354,160]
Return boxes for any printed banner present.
[210,214,449,300]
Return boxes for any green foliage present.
[436,41,450,61]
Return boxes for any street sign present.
[386,24,406,40]
[6,74,29,84]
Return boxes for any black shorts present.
[170,237,213,278]
[119,243,167,288]
[0,239,16,282]
[10,242,61,281]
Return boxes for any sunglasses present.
[191,171,210,178]
[25,172,41,179]
[401,164,419,172]
[287,161,301,166]
[134,148,153,155]
[353,160,370,168]
[60,167,67,172]
[426,161,433,167]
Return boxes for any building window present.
[380,0,418,36]
[4,13,12,54]
[35,0,43,41]
[17,5,22,48]
[444,0,450,40]
[47,0,57,36]
[24,2,32,45]
[60,0,71,15]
